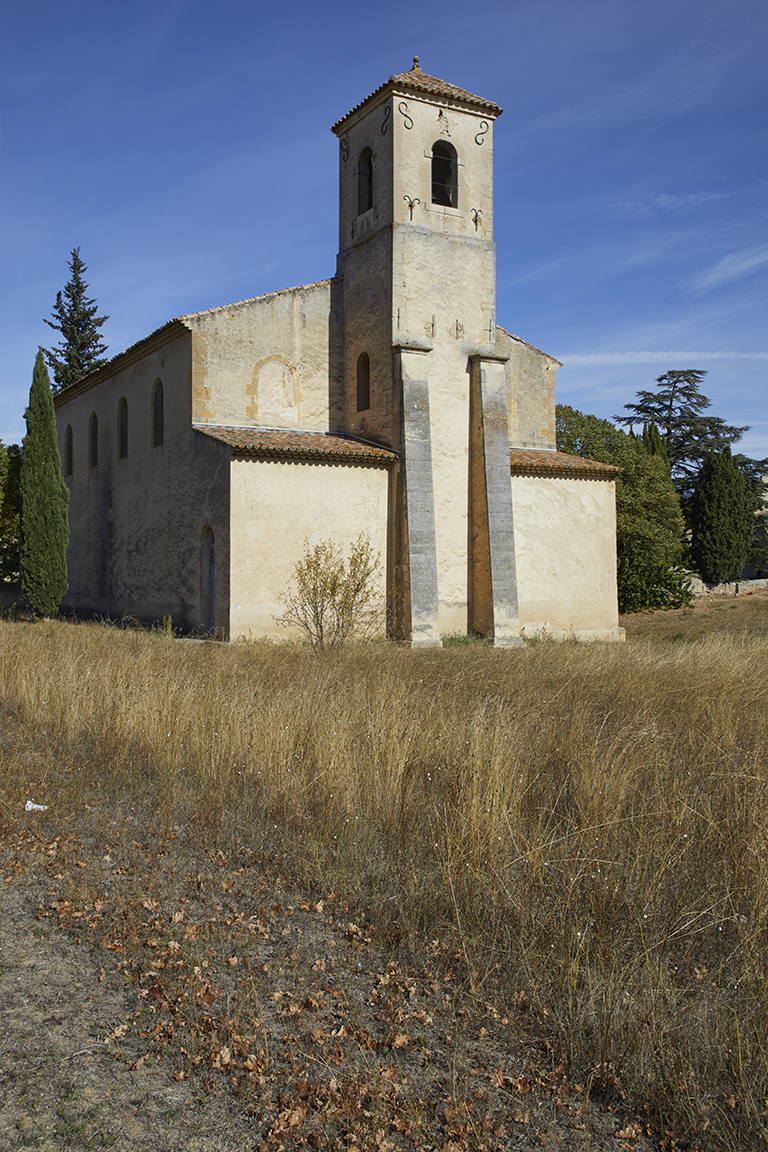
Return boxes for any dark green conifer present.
[614,370,752,497]
[690,448,758,585]
[0,443,21,582]
[749,513,768,577]
[642,420,669,465]
[43,248,108,391]
[20,351,69,616]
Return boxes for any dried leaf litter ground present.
[1,816,657,1151]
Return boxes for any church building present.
[54,60,624,645]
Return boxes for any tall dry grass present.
[1,619,767,1147]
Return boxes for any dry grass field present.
[1,592,767,1150]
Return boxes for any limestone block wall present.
[511,474,623,640]
[228,457,390,640]
[499,328,558,450]
[184,281,335,432]
[55,329,231,632]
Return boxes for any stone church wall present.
[184,281,335,433]
[499,329,558,451]
[57,330,231,633]
[228,456,390,640]
[510,473,623,639]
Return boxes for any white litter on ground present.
[25,801,48,812]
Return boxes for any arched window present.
[356,352,370,412]
[357,147,373,215]
[89,413,98,469]
[118,398,128,459]
[431,141,457,208]
[152,380,164,447]
[64,425,73,477]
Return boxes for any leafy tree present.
[557,405,691,612]
[689,448,759,585]
[614,370,755,497]
[43,247,109,391]
[748,510,768,577]
[276,535,384,649]
[0,441,8,577]
[0,442,7,508]
[20,351,70,615]
[0,444,22,583]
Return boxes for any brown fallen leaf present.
[617,1122,643,1139]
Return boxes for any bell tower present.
[332,60,521,646]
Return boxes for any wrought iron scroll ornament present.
[381,105,391,135]
[340,138,349,162]
[403,195,420,221]
[398,101,414,130]
[474,120,489,146]
[471,208,482,232]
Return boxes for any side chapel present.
[54,60,624,645]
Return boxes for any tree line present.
[557,370,768,611]
[2,250,766,619]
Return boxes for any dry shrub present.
[275,534,384,648]
[1,619,767,1147]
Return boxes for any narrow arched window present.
[431,141,457,207]
[356,352,370,412]
[357,147,373,215]
[64,425,73,477]
[152,380,164,447]
[118,398,128,459]
[89,413,98,469]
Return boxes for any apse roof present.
[509,449,622,477]
[195,426,398,464]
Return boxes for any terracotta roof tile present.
[332,59,501,132]
[195,426,398,463]
[509,449,622,477]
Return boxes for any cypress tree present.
[43,248,109,391]
[20,351,70,616]
[690,448,758,585]
[642,420,669,465]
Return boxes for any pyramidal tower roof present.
[331,57,502,133]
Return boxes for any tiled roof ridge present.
[53,318,191,404]
[332,58,501,132]
[53,279,337,403]
[179,278,334,321]
[195,425,398,464]
[509,448,622,477]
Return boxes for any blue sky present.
[1,0,766,458]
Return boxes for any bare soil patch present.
[1,820,652,1151]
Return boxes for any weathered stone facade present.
[54,60,624,644]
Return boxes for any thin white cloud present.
[618,190,739,215]
[562,350,768,366]
[684,246,768,295]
